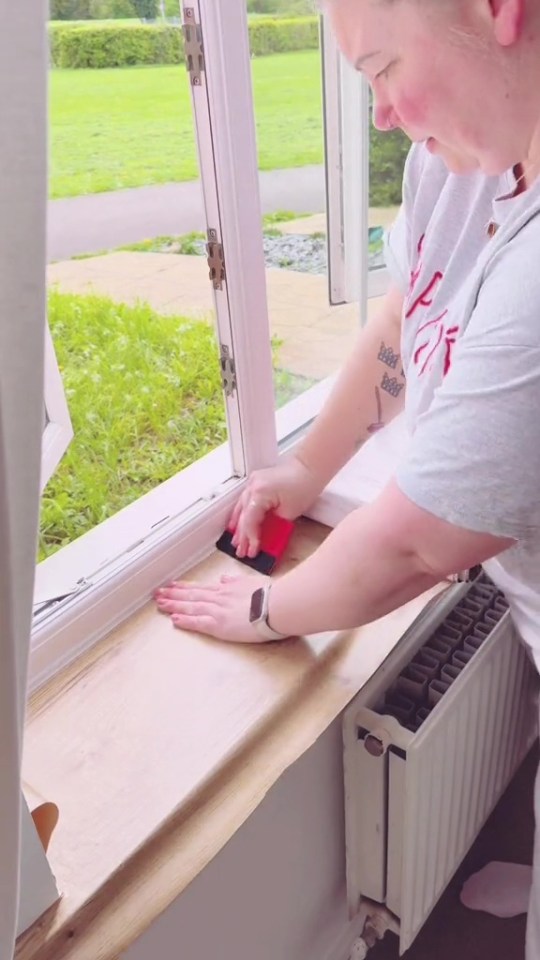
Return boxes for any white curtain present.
[0,0,48,955]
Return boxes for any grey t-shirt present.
[386,143,540,666]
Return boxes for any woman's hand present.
[154,574,283,643]
[229,455,322,559]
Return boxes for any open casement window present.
[32,0,278,688]
[41,323,73,493]
[32,0,406,690]
[322,14,396,308]
[310,12,411,529]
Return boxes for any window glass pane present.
[369,111,409,272]
[43,13,233,560]
[246,1,357,412]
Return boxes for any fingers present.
[171,613,218,635]
[157,598,219,620]
[153,579,238,618]
[153,573,265,644]
[234,495,269,559]
[155,583,221,602]
[228,499,242,534]
[154,583,222,626]
[229,475,280,559]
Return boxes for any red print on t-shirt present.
[406,234,457,377]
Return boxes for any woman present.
[155,0,540,952]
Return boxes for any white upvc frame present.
[322,14,390,310]
[32,0,397,693]
[41,323,73,493]
[183,0,278,475]
[31,0,292,691]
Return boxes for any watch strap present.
[254,618,287,641]
[253,584,288,641]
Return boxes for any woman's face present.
[327,0,531,176]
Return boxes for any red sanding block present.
[216,512,295,575]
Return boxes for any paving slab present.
[47,252,384,381]
[277,207,400,236]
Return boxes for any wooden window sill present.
[17,518,444,960]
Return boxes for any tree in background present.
[163,0,180,18]
[49,0,312,20]
[370,127,410,206]
[132,0,158,19]
[50,0,136,17]
[50,0,91,18]
[88,0,136,17]
[247,0,314,14]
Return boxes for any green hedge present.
[247,0,315,12]
[48,16,319,68]
[249,17,318,56]
[370,127,410,206]
[50,23,184,67]
[50,0,137,18]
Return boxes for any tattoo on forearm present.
[378,341,400,370]
[365,345,406,437]
[381,372,404,398]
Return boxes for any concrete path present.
[47,251,383,381]
[48,166,326,262]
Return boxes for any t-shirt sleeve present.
[383,142,429,295]
[396,233,540,541]
[384,204,409,294]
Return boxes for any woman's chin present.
[426,139,480,174]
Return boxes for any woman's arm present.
[227,283,406,560]
[267,479,514,636]
[154,479,513,642]
[295,284,405,488]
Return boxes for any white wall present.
[124,717,360,960]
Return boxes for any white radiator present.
[343,572,539,955]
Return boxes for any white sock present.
[460,861,533,918]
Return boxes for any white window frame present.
[183,0,277,477]
[41,322,73,493]
[32,0,300,691]
[31,2,389,693]
[322,15,390,310]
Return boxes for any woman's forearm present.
[268,495,438,636]
[295,284,405,488]
[267,471,513,638]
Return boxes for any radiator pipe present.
[349,907,394,959]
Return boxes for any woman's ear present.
[489,0,525,47]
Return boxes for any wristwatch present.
[249,584,288,641]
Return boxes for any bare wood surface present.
[17,519,444,960]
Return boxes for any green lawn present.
[41,290,225,556]
[41,289,314,557]
[49,51,323,198]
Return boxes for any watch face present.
[249,587,265,623]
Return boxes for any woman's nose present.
[372,96,398,132]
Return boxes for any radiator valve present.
[349,909,393,959]
[349,938,369,960]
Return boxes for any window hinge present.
[32,577,93,620]
[182,8,205,86]
[206,228,226,290]
[220,344,237,398]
